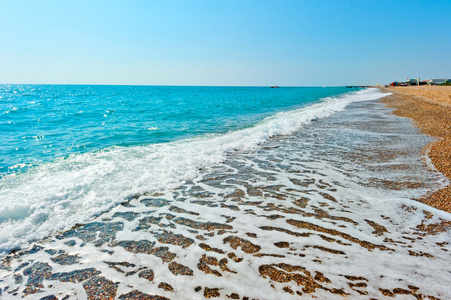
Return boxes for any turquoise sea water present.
[1,85,349,176]
[1,85,386,252]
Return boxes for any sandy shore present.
[380,86,451,213]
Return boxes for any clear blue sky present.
[1,0,450,86]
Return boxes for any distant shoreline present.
[380,86,451,212]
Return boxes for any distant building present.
[390,78,450,87]
[425,79,450,85]
[407,78,420,85]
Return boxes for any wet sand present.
[380,86,451,212]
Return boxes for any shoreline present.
[380,86,451,213]
[1,89,451,299]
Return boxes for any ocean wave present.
[0,88,388,253]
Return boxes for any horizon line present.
[0,83,365,88]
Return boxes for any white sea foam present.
[1,92,450,299]
[0,89,388,253]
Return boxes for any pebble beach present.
[381,86,451,213]
[1,88,451,299]
[1,0,450,298]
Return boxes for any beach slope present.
[381,86,451,212]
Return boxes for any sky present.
[1,0,450,86]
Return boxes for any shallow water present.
[1,98,450,299]
[0,86,377,253]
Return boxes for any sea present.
[0,85,367,252]
[1,85,450,299]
